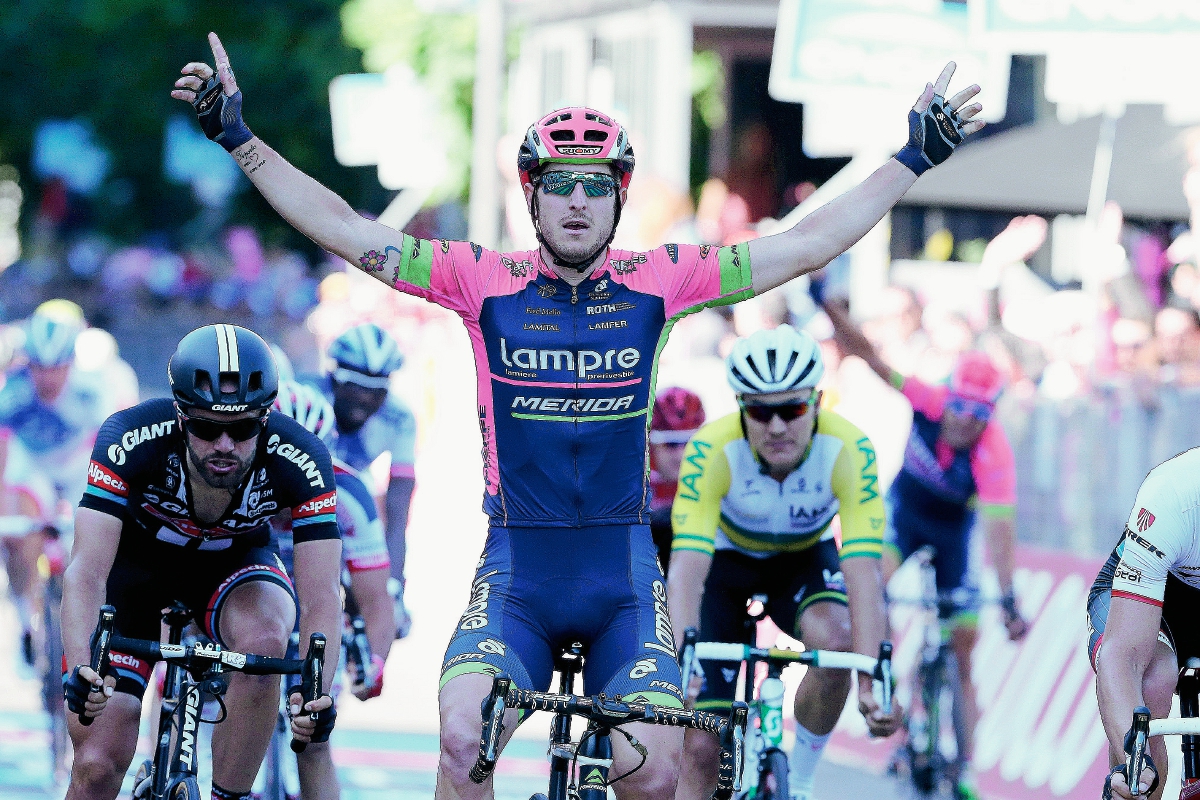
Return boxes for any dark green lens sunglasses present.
[538,171,618,198]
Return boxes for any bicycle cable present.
[604,725,648,786]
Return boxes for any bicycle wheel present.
[131,759,154,800]
[169,776,201,800]
[756,749,791,800]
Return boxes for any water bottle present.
[759,676,785,747]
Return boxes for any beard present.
[188,446,253,490]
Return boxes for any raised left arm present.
[747,62,983,295]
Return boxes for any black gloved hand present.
[193,76,253,152]
[896,94,965,176]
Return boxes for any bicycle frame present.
[144,604,203,800]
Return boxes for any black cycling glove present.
[1103,736,1160,799]
[63,665,102,715]
[308,699,337,743]
[896,94,965,176]
[193,76,254,153]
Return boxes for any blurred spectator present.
[1154,306,1200,386]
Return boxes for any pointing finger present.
[932,61,956,97]
[208,32,239,96]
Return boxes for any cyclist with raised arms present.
[60,325,341,800]
[268,380,395,800]
[825,301,1027,800]
[310,323,416,638]
[1087,451,1200,800]
[172,35,983,799]
[0,300,108,666]
[648,387,706,573]
[668,325,900,800]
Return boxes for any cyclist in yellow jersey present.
[668,325,900,800]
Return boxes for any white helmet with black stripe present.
[273,380,336,443]
[725,324,824,395]
[328,323,404,389]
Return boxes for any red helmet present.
[650,388,705,444]
[950,351,1005,404]
[517,107,636,190]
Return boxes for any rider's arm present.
[383,406,417,580]
[746,65,982,296]
[349,566,394,663]
[971,421,1020,594]
[823,300,895,385]
[293,538,344,694]
[666,418,733,647]
[62,508,123,669]
[1097,472,1183,762]
[826,415,888,671]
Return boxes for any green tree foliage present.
[0,0,379,244]
[340,0,476,202]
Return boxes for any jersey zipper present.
[570,284,578,305]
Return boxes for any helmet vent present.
[743,355,767,383]
[546,112,572,124]
[766,349,777,377]
[193,370,214,401]
[549,130,576,141]
[583,130,608,142]
[792,356,817,387]
[248,371,263,392]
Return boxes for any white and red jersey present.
[1111,448,1200,607]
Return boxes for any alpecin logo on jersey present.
[1138,507,1156,532]
[88,461,129,497]
[294,491,337,519]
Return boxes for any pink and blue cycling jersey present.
[365,236,753,527]
[890,375,1016,531]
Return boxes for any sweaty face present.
[182,407,262,490]
[31,363,70,403]
[741,389,819,477]
[332,380,388,434]
[524,164,623,266]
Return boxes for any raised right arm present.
[171,33,404,283]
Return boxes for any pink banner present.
[816,545,1109,799]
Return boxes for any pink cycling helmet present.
[949,351,1005,404]
[518,107,636,190]
[650,388,705,445]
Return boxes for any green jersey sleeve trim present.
[396,234,434,291]
[718,242,753,297]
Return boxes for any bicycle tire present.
[41,573,69,783]
[131,759,153,800]
[170,776,201,800]
[756,749,790,800]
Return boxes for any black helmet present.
[168,324,278,412]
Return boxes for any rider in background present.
[648,387,705,573]
[825,300,1028,800]
[269,380,395,800]
[669,325,900,800]
[0,300,108,667]
[309,323,416,639]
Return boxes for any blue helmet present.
[26,302,85,367]
[328,323,404,389]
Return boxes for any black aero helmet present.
[169,324,279,412]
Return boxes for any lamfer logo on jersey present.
[1138,507,1156,532]
[499,338,640,377]
[88,461,129,497]
[294,491,337,520]
[265,434,326,488]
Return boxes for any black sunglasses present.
[179,409,266,443]
[739,395,818,424]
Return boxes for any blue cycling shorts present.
[439,524,684,708]
[884,498,979,621]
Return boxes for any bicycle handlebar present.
[1126,706,1152,797]
[85,605,326,753]
[469,675,749,800]
[682,632,894,716]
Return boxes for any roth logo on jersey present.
[499,338,639,378]
[88,461,129,497]
[265,434,326,489]
[1137,507,1155,532]
[294,491,337,518]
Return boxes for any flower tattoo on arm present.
[359,246,401,273]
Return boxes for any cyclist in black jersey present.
[60,325,342,800]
